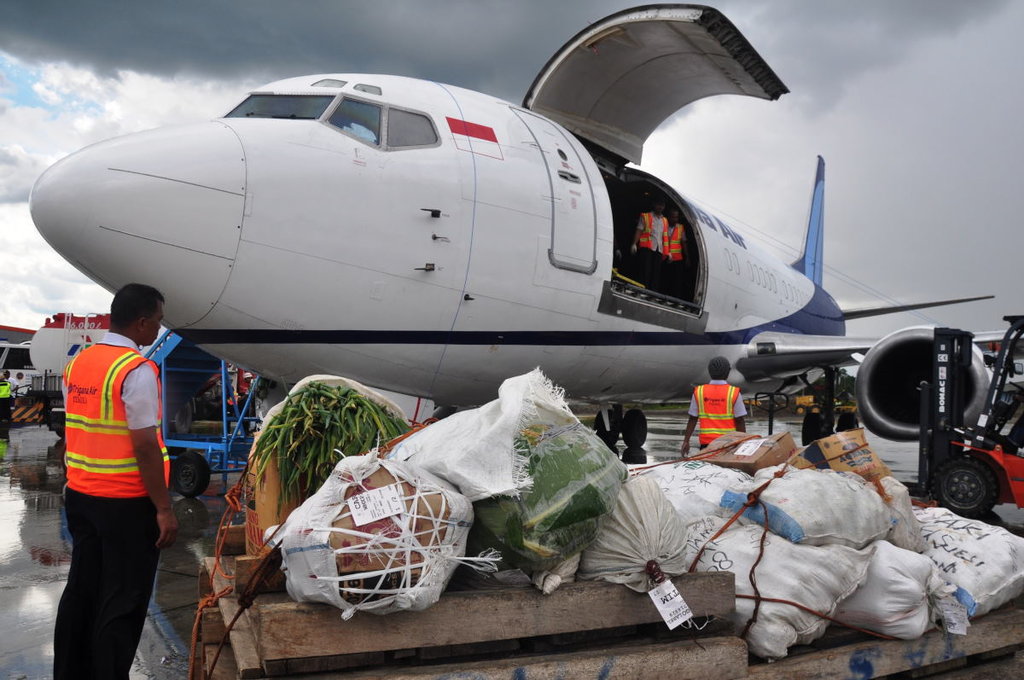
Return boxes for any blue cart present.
[146,331,261,497]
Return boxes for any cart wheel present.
[933,456,998,519]
[171,450,211,498]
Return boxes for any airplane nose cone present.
[30,121,246,326]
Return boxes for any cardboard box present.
[788,428,891,482]
[699,431,797,475]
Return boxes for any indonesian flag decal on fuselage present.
[446,117,503,160]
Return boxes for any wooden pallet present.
[198,555,737,679]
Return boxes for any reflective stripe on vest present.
[666,224,685,262]
[638,212,667,251]
[64,344,168,498]
[696,383,739,445]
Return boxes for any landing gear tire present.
[593,414,620,452]
[171,450,211,498]
[621,409,647,449]
[836,412,859,432]
[801,411,823,446]
[933,456,998,519]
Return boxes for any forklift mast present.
[918,328,974,492]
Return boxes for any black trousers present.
[0,396,10,421]
[54,487,160,680]
[637,247,663,292]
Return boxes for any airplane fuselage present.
[30,73,842,405]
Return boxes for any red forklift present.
[918,316,1024,517]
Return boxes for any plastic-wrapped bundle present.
[720,465,892,549]
[467,413,626,572]
[578,475,689,592]
[636,460,752,528]
[914,505,1024,616]
[274,455,474,619]
[683,516,874,660]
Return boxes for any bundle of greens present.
[468,418,626,572]
[251,382,409,508]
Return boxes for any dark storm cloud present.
[0,1,1009,108]
[1,0,627,102]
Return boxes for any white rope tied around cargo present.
[308,478,499,619]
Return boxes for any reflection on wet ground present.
[0,424,242,679]
[1,413,1021,677]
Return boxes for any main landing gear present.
[592,405,648,464]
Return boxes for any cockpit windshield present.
[225,94,335,120]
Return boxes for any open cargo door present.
[524,4,788,165]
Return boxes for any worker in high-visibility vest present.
[681,356,746,456]
[630,198,669,292]
[53,283,178,680]
[663,208,690,300]
[0,371,11,422]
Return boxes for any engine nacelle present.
[855,327,990,441]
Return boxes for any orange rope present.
[188,585,233,680]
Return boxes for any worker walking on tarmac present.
[0,371,11,422]
[53,283,178,680]
[681,356,746,456]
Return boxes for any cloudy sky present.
[1,0,1019,340]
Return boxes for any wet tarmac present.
[2,413,1022,678]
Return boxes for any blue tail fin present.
[792,156,825,286]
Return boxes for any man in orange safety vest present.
[54,283,178,680]
[630,198,669,292]
[681,356,746,456]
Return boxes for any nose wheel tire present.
[171,450,211,498]
[621,409,647,449]
[933,456,998,519]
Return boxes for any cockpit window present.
[312,79,347,88]
[387,109,438,148]
[328,98,382,145]
[225,94,335,120]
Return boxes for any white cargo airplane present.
[29,5,991,446]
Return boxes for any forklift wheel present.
[933,456,998,519]
[171,450,211,498]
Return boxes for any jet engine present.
[855,327,990,441]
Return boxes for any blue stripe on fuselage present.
[178,284,844,347]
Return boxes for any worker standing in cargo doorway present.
[680,356,746,456]
[630,198,668,292]
[53,283,178,680]
[0,371,11,421]
[663,208,689,300]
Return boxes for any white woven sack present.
[386,369,571,500]
[720,465,891,548]
[274,455,473,619]
[835,540,953,639]
[636,460,752,528]
[684,516,874,660]
[914,506,1024,616]
[578,475,689,593]
[879,476,926,553]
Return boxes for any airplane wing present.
[840,295,993,320]
[735,331,876,381]
[524,5,788,165]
